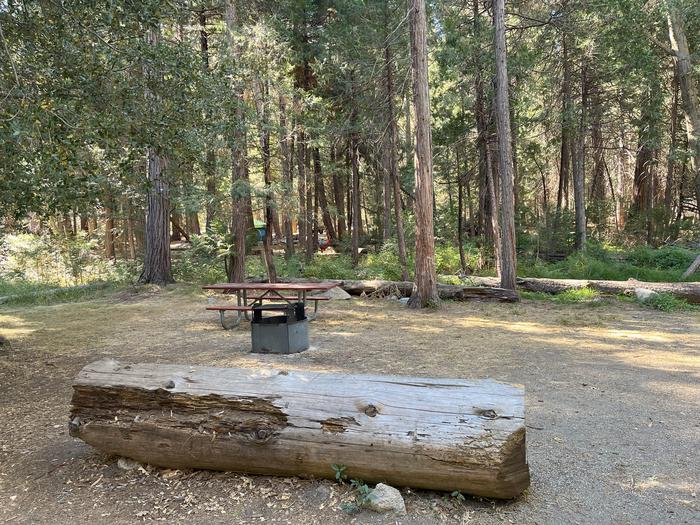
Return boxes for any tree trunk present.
[493,0,517,291]
[225,0,246,283]
[331,145,346,240]
[279,95,295,258]
[557,35,572,213]
[350,132,361,266]
[199,12,216,233]
[572,63,588,251]
[70,359,530,499]
[382,19,409,280]
[667,8,700,217]
[252,78,277,283]
[306,139,315,259]
[407,0,439,308]
[104,195,116,261]
[664,70,679,221]
[313,148,336,243]
[457,147,466,273]
[138,23,173,285]
[139,149,173,285]
[296,125,307,256]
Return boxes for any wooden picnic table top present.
[202,282,338,292]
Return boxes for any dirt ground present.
[1,285,699,524]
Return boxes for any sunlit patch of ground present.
[1,284,699,524]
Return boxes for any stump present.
[69,359,530,499]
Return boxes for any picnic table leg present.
[219,310,242,330]
[242,290,251,321]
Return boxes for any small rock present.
[117,457,141,471]
[635,288,657,301]
[326,287,351,300]
[398,297,410,305]
[364,483,406,515]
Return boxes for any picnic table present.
[202,281,338,329]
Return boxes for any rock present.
[326,286,351,300]
[398,297,410,305]
[117,457,141,471]
[364,483,406,515]
[635,288,657,301]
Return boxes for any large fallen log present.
[339,279,519,302]
[70,359,530,499]
[338,277,700,304]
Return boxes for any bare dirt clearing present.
[1,285,699,524]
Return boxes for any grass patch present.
[0,280,115,307]
[521,287,604,305]
[641,292,698,313]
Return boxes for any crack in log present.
[320,416,360,433]
[70,386,288,440]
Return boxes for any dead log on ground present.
[465,276,700,304]
[339,279,519,302]
[70,359,530,499]
[337,277,700,304]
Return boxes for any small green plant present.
[555,287,601,304]
[340,479,372,514]
[450,490,466,502]
[643,292,698,312]
[331,463,347,483]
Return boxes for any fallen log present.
[465,276,700,304]
[338,277,700,304]
[70,359,530,499]
[339,279,519,302]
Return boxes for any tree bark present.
[279,95,295,258]
[382,21,409,280]
[407,0,439,308]
[313,148,336,243]
[225,0,246,283]
[252,78,277,283]
[350,130,361,266]
[199,12,216,233]
[139,149,173,285]
[667,8,700,217]
[493,0,517,291]
[557,35,572,213]
[70,359,529,499]
[572,63,588,251]
[330,144,346,240]
[138,23,173,285]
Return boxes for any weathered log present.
[681,254,700,280]
[339,279,519,302]
[337,277,700,304]
[465,276,700,304]
[70,359,530,499]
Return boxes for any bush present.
[0,233,130,286]
[643,292,698,312]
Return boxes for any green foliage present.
[517,244,700,283]
[0,233,132,286]
[642,293,698,312]
[331,464,347,483]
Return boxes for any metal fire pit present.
[251,302,309,354]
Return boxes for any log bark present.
[339,279,519,302]
[70,359,530,499]
[465,276,700,304]
[333,277,700,303]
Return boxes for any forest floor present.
[1,284,699,524]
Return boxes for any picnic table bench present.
[202,282,337,329]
